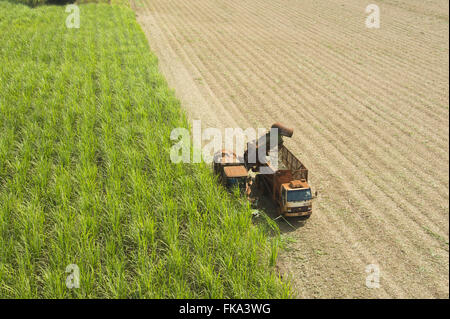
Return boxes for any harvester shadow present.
[250,188,307,234]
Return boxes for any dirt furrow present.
[152,0,448,297]
[156,0,448,228]
[228,0,449,146]
[177,0,450,170]
[146,0,416,297]
[256,0,449,83]
[168,0,446,198]
[132,0,449,298]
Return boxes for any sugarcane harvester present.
[213,150,249,193]
[214,123,317,218]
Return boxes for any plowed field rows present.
[132,0,449,298]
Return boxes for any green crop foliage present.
[0,1,290,298]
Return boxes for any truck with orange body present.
[215,123,316,218]
[251,143,315,218]
[213,150,249,193]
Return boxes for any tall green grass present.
[0,1,290,298]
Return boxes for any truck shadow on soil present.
[250,189,308,234]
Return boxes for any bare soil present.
[131,0,449,298]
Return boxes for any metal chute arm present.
[271,123,293,138]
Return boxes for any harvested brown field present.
[131,0,449,298]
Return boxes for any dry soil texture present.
[131,0,449,298]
